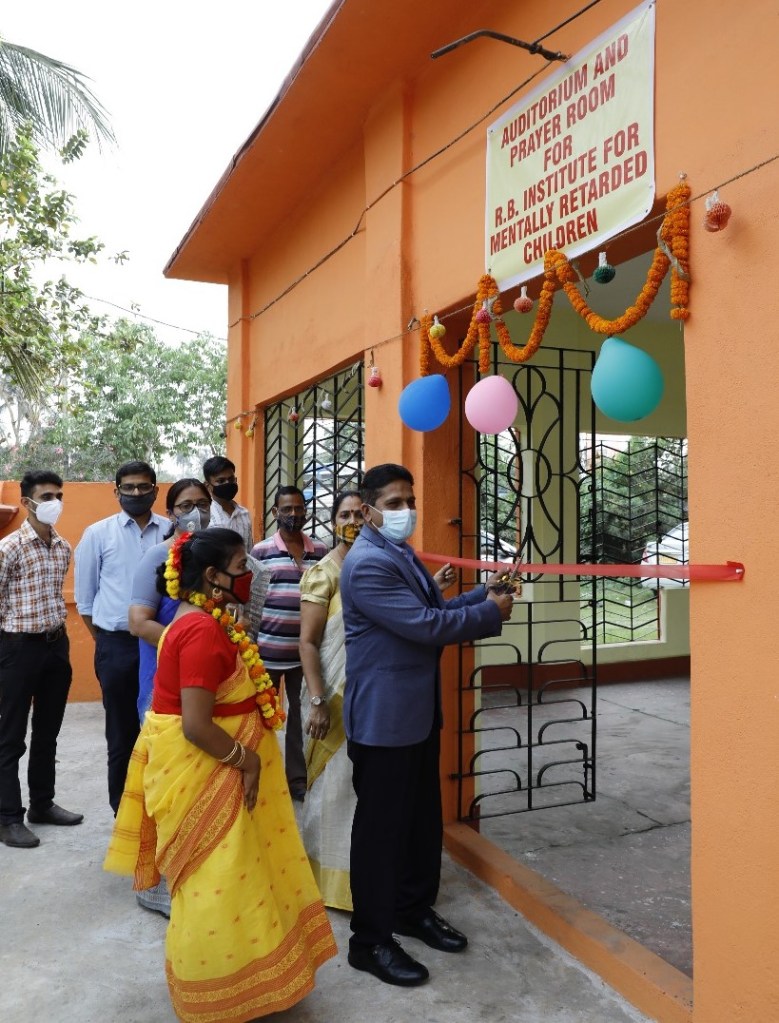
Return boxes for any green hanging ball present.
[593,262,616,284]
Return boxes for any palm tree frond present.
[0,39,116,156]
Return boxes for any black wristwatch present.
[310,695,327,707]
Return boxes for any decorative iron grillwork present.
[580,437,688,644]
[263,362,364,543]
[456,346,597,821]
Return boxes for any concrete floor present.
[0,702,654,1023]
[480,678,691,976]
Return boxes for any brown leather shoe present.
[27,803,84,826]
[0,822,41,848]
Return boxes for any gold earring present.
[211,586,223,603]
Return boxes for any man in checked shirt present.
[0,470,83,849]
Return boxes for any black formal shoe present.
[0,822,41,848]
[27,803,84,826]
[347,938,429,986]
[395,909,468,953]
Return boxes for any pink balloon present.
[465,375,519,434]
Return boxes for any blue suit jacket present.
[340,526,503,746]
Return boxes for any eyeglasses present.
[117,482,155,495]
[174,500,211,513]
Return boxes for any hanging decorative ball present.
[320,395,333,412]
[513,286,533,314]
[593,251,616,284]
[398,374,451,431]
[287,407,299,424]
[368,366,383,388]
[429,315,446,340]
[245,426,255,438]
[475,300,493,325]
[465,375,519,434]
[233,419,243,431]
[591,337,664,422]
[704,190,732,232]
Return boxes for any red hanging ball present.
[704,191,732,232]
[368,366,383,388]
[513,286,533,313]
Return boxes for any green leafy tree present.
[0,38,115,155]
[1,319,227,480]
[0,128,117,396]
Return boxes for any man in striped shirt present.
[250,486,327,801]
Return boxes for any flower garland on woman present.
[164,531,285,729]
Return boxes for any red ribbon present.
[418,551,745,582]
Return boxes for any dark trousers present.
[347,728,442,947]
[94,629,140,814]
[268,666,306,793]
[0,632,72,825]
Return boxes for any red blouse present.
[152,613,236,715]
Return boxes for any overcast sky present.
[2,0,334,341]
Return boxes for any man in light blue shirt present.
[75,461,168,813]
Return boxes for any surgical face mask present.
[175,507,209,533]
[371,506,417,544]
[29,498,63,527]
[276,512,306,533]
[211,481,238,502]
[335,521,362,546]
[119,493,156,518]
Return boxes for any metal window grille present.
[263,362,364,542]
[579,437,688,644]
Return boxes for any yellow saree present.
[299,553,355,911]
[105,645,337,1023]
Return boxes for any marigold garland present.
[163,537,285,730]
[420,181,691,375]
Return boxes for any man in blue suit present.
[341,462,514,986]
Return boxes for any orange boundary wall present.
[0,480,174,701]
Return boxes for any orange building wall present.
[0,481,174,702]
[175,1,779,1018]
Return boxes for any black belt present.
[1,625,66,643]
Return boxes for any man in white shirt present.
[203,456,253,550]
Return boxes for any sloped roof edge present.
[163,0,345,281]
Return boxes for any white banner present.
[485,1,655,289]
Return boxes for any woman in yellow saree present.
[105,528,336,1023]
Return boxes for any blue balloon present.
[591,337,664,422]
[398,374,451,431]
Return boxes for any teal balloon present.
[591,336,664,422]
[398,374,451,431]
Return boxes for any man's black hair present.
[360,463,414,508]
[203,456,236,480]
[20,470,63,499]
[274,485,305,507]
[115,461,156,487]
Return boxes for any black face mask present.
[119,493,156,518]
[212,482,239,501]
[277,512,306,533]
